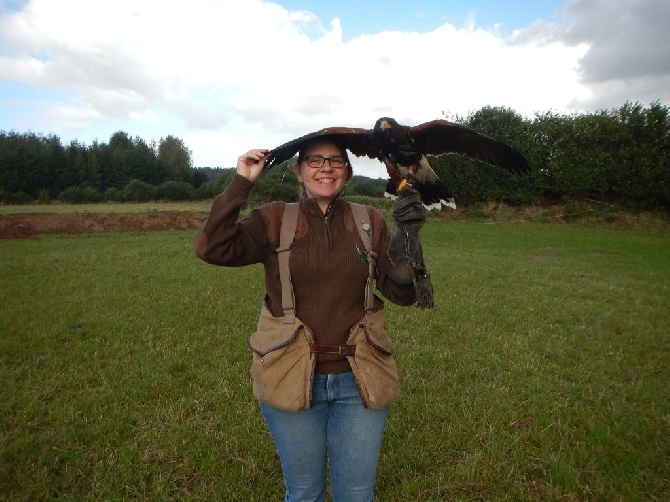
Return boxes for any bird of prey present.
[264,117,530,209]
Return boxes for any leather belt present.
[309,343,356,356]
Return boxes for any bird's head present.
[374,117,398,133]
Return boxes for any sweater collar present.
[299,194,346,219]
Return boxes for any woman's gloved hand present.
[387,184,425,267]
[387,179,434,309]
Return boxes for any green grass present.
[1,223,668,501]
[0,201,213,215]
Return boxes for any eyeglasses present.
[302,155,346,169]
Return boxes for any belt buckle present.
[338,345,347,355]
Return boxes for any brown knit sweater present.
[195,174,416,373]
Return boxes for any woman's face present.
[293,140,351,211]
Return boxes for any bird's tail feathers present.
[385,192,456,211]
[425,198,457,211]
[441,198,457,210]
[385,182,456,211]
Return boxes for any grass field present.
[0,201,213,215]
[1,220,668,500]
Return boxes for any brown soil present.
[2,207,667,239]
[0,211,209,239]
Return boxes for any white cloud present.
[511,0,670,111]
[0,0,667,175]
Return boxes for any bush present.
[156,181,195,201]
[348,177,386,197]
[58,186,103,203]
[0,191,33,204]
[37,189,50,204]
[194,172,234,199]
[123,179,157,202]
[249,174,299,206]
[104,187,125,202]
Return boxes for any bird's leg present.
[383,158,398,179]
[397,164,419,192]
[384,158,404,195]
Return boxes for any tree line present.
[434,101,669,210]
[1,101,668,209]
[0,131,207,203]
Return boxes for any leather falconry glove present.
[387,176,434,309]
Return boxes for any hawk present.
[264,117,530,209]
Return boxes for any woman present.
[194,137,425,501]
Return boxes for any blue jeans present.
[260,371,389,502]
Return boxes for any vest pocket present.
[248,305,316,412]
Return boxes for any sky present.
[1,0,669,176]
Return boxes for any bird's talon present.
[397,179,413,192]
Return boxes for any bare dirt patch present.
[0,211,209,239]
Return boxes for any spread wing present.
[409,119,530,175]
[264,127,374,170]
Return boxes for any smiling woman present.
[293,138,352,212]
[192,135,437,499]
